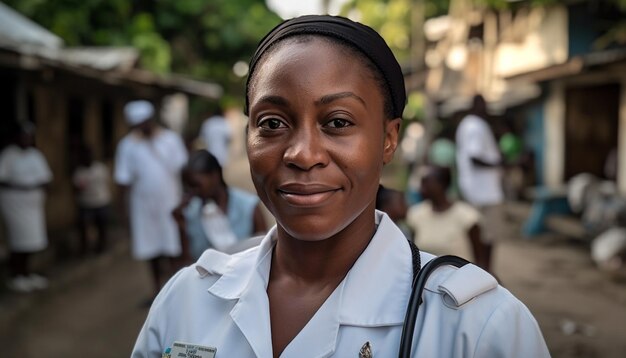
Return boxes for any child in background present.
[72,147,111,255]
[406,165,492,272]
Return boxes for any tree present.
[5,0,282,104]
[340,0,450,63]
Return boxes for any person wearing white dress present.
[0,122,52,292]
[114,100,188,298]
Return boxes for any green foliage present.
[340,0,450,61]
[4,0,282,102]
[403,91,425,121]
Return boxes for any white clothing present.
[200,115,232,166]
[456,114,504,206]
[0,145,52,252]
[115,129,188,260]
[73,162,111,208]
[133,211,549,358]
[125,100,154,126]
[407,201,480,260]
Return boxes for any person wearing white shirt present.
[199,105,232,167]
[0,122,52,292]
[72,146,111,255]
[133,16,549,358]
[114,100,188,298]
[455,95,507,265]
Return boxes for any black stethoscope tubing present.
[398,255,471,358]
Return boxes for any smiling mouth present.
[278,185,341,207]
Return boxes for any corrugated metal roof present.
[0,3,222,99]
[0,2,63,49]
[60,47,139,71]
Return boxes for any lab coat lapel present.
[207,228,277,358]
[338,211,415,326]
[230,270,273,358]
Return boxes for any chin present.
[275,213,347,242]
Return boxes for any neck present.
[271,209,376,284]
[430,195,451,212]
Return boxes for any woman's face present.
[247,38,400,241]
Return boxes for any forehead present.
[249,37,378,100]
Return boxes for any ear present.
[383,118,401,165]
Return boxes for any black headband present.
[245,15,406,118]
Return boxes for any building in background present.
[0,3,222,238]
[415,0,626,195]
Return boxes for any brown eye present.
[259,118,287,130]
[326,118,352,129]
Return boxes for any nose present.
[283,125,329,171]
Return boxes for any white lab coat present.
[133,211,550,357]
[115,129,187,260]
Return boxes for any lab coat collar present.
[207,212,414,325]
[205,226,277,300]
[205,211,417,356]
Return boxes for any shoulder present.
[458,115,487,135]
[93,162,109,172]
[155,246,259,304]
[117,134,136,150]
[407,202,431,221]
[157,128,180,140]
[422,261,499,309]
[418,262,548,355]
[26,147,48,162]
[0,145,17,155]
[0,145,18,159]
[450,201,480,219]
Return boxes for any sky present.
[266,0,349,18]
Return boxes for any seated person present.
[172,150,267,260]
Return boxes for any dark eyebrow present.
[317,92,366,107]
[256,95,289,107]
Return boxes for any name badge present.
[169,341,217,358]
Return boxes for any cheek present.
[246,133,280,191]
[332,132,384,207]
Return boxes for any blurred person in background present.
[200,104,232,167]
[114,100,188,299]
[455,94,503,264]
[172,149,267,262]
[406,165,491,272]
[0,122,52,292]
[72,145,111,255]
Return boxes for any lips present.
[278,183,341,207]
